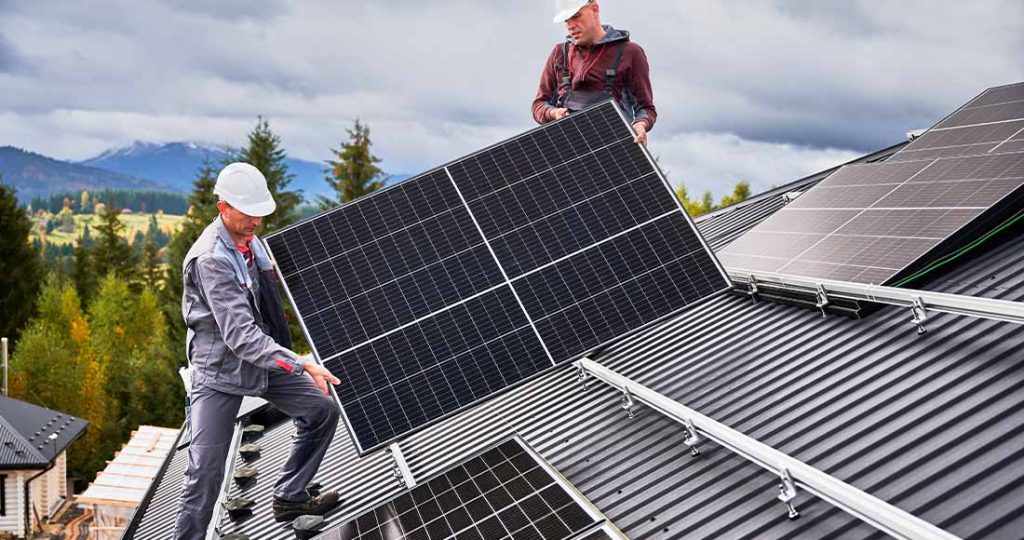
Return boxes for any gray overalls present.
[556,39,626,112]
[173,217,340,540]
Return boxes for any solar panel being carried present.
[314,438,619,540]
[718,81,1024,285]
[266,101,730,454]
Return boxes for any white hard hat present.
[553,0,593,23]
[214,162,276,217]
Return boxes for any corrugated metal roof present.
[0,394,89,469]
[125,143,1024,539]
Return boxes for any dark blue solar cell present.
[266,101,727,453]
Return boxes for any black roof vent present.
[233,466,258,487]
[238,443,262,460]
[224,497,255,520]
[241,424,264,442]
[292,515,325,540]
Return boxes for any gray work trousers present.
[173,370,341,540]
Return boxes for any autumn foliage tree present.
[10,277,106,475]
[676,180,752,217]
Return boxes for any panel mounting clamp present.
[747,275,760,303]
[576,363,592,390]
[777,468,800,519]
[388,442,417,489]
[620,387,636,419]
[910,296,929,335]
[814,285,830,318]
[683,417,704,456]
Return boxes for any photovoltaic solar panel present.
[266,101,730,453]
[314,438,617,540]
[717,81,1024,285]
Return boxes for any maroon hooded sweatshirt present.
[532,26,657,130]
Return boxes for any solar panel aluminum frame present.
[263,99,732,456]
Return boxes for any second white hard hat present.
[553,0,593,23]
[214,162,277,217]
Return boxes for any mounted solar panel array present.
[266,101,730,454]
[718,81,1024,285]
[315,438,620,540]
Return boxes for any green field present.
[34,213,185,247]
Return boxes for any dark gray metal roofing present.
[0,394,89,469]
[125,142,1024,539]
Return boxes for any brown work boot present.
[272,491,340,522]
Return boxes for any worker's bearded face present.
[565,4,602,46]
[217,201,262,241]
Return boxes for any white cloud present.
[0,0,1021,192]
[653,132,861,198]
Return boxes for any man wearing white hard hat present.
[174,163,342,538]
[533,0,657,145]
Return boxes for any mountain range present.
[0,146,174,202]
[1,141,408,204]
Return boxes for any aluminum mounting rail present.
[575,357,960,540]
[731,271,1024,328]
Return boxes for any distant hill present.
[0,142,412,204]
[78,141,407,203]
[0,146,173,202]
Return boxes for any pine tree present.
[141,216,162,289]
[163,162,219,348]
[92,199,138,281]
[234,117,302,233]
[71,225,99,306]
[0,181,43,347]
[319,119,388,209]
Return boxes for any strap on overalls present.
[555,41,626,109]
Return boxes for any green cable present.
[893,208,1024,287]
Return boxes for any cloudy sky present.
[1,0,1021,197]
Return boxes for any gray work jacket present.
[182,217,306,395]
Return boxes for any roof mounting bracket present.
[814,285,830,318]
[910,296,929,335]
[777,468,800,519]
[576,363,591,390]
[747,275,760,303]
[388,442,417,489]
[682,417,704,456]
[620,387,636,419]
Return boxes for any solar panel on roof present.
[718,82,1024,286]
[313,438,615,540]
[266,101,730,454]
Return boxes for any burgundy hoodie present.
[532,26,657,130]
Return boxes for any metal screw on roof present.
[620,387,636,419]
